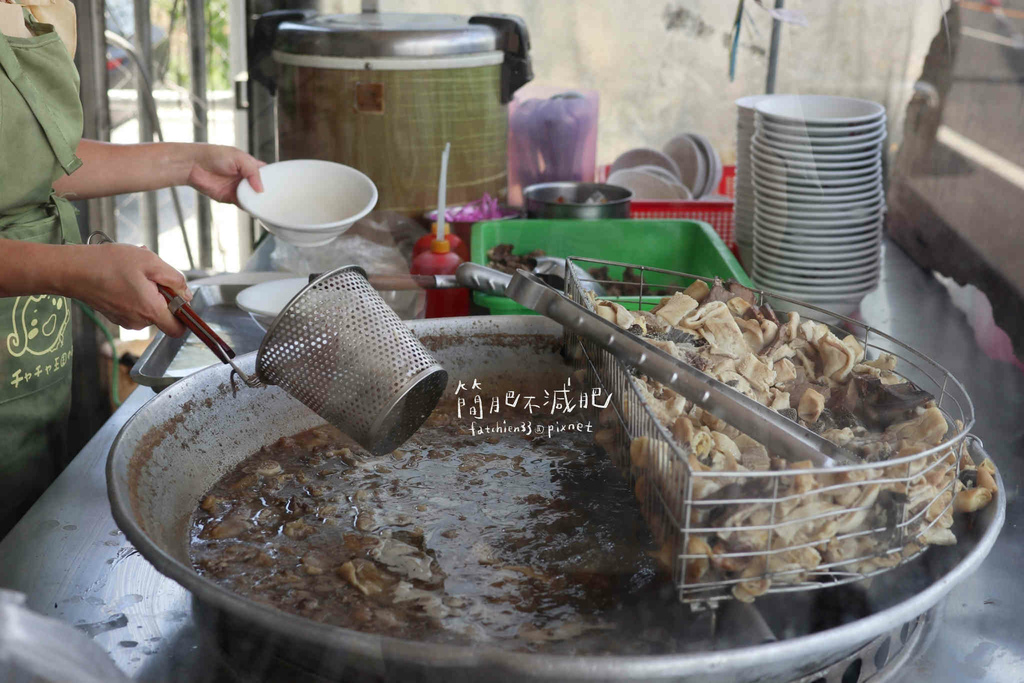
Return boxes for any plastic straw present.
[436,142,451,241]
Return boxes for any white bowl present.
[736,94,769,112]
[754,192,885,213]
[754,236,880,257]
[758,127,887,148]
[751,139,880,164]
[755,218,881,240]
[753,250,880,274]
[756,201,884,223]
[752,271,879,297]
[754,95,886,125]
[754,214,882,234]
[755,259,880,283]
[753,246,880,272]
[753,263,880,289]
[752,169,882,193]
[757,279,875,300]
[756,279,877,297]
[750,158,882,180]
[753,244,880,268]
[237,160,378,248]
[750,147,880,171]
[752,166,882,188]
[754,235,881,259]
[754,183,883,204]
[753,131,886,155]
[236,277,308,329]
[759,117,887,137]
[754,222,880,245]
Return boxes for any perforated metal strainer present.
[253,266,448,455]
[171,265,447,455]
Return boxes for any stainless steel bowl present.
[523,182,632,219]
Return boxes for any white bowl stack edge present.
[745,94,888,316]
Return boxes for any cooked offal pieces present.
[587,278,997,602]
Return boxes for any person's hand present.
[186,144,265,206]
[69,244,192,337]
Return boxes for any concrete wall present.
[332,0,948,165]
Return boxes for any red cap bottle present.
[411,238,469,317]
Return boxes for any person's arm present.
[0,240,190,337]
[52,140,265,204]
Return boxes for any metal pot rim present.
[523,182,633,207]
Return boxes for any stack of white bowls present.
[734,95,766,267]
[749,95,886,314]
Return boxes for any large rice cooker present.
[252,10,532,216]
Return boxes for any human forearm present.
[0,241,76,298]
[51,140,264,205]
[0,240,190,335]
[51,140,194,200]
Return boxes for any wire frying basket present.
[254,266,449,456]
[563,257,980,607]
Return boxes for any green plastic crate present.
[471,219,752,315]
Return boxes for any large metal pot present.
[107,316,1004,682]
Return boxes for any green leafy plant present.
[153,0,230,91]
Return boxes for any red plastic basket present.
[599,165,737,249]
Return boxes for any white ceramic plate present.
[686,132,719,198]
[607,168,691,200]
[662,135,706,196]
[754,94,886,125]
[632,164,686,186]
[236,277,308,325]
[610,148,682,182]
[237,160,378,248]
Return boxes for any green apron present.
[0,7,84,536]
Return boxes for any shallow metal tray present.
[129,283,268,390]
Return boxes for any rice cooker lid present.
[275,13,502,58]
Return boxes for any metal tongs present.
[503,268,859,468]
[372,262,855,467]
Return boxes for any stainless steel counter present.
[0,240,1021,682]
